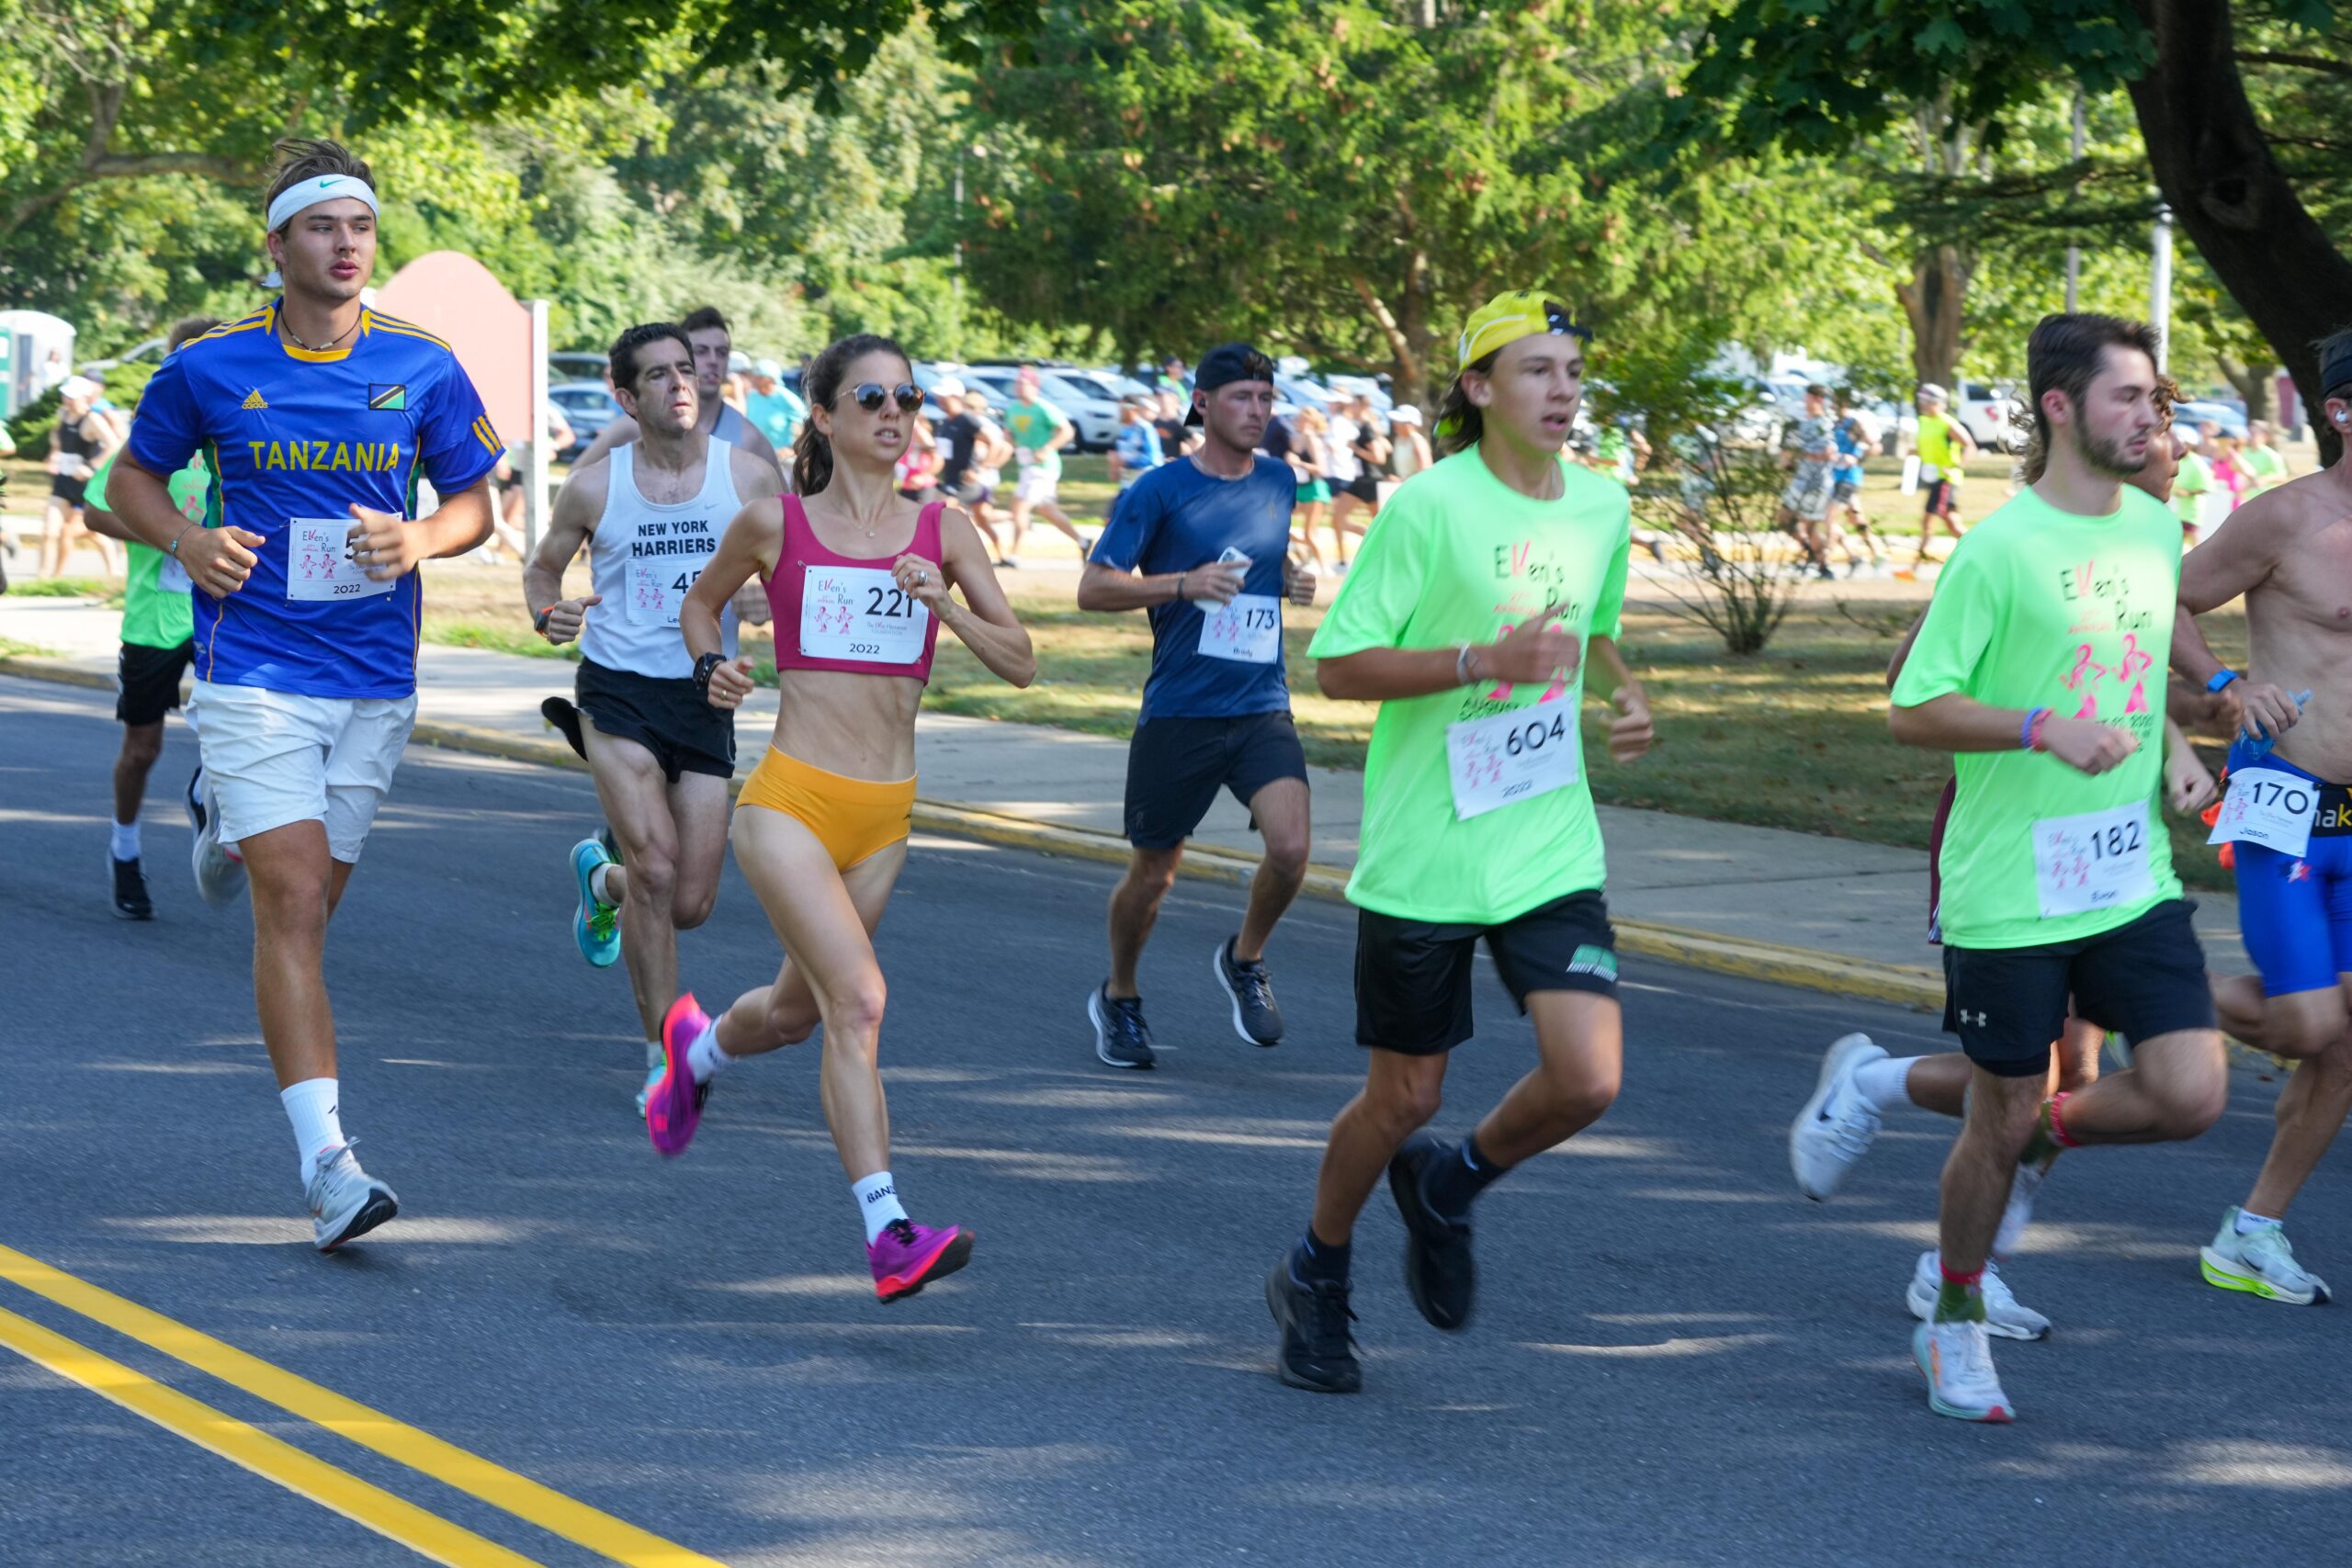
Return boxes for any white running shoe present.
[1905,1250,2052,1341]
[2200,1209,2332,1305]
[1993,1156,2052,1258]
[305,1143,398,1252]
[187,766,247,908]
[1790,1032,1886,1200]
[1913,1318,2015,1423]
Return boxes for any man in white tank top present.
[572,305,784,479]
[525,322,781,1104]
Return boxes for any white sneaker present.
[2200,1209,2332,1305]
[187,766,247,908]
[1790,1032,1886,1200]
[1906,1250,2052,1341]
[1994,1156,2053,1258]
[1913,1318,2016,1422]
[305,1143,399,1252]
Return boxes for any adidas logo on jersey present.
[240,389,269,411]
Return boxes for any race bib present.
[157,555,192,594]
[1446,702,1580,822]
[2208,766,2319,859]
[1199,593,1281,664]
[287,518,397,603]
[2032,801,2154,919]
[799,565,928,664]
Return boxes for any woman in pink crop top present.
[657,331,1034,1303]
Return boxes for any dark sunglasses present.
[1543,302,1594,343]
[841,382,925,413]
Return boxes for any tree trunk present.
[1894,245,1966,390]
[2216,353,2273,423]
[2126,0,2352,464]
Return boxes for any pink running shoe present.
[868,1219,975,1303]
[646,994,710,1157]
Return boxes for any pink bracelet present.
[2024,707,2052,752]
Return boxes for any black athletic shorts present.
[1355,888,1619,1055]
[1340,472,1380,505]
[116,639,192,727]
[1123,710,1307,849]
[1923,478,1957,517]
[575,656,736,783]
[1941,898,2213,1077]
[50,474,87,507]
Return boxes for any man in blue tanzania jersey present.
[104,138,501,1252]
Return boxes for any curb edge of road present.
[0,650,2290,1070]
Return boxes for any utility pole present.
[2150,204,2174,372]
[2063,89,2085,312]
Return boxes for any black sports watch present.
[692,650,727,697]
[534,604,555,637]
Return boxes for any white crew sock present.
[1853,1056,1919,1111]
[281,1078,345,1185]
[853,1171,909,1245]
[686,1021,734,1085]
[590,861,619,907]
[110,819,141,862]
[2236,1207,2282,1235]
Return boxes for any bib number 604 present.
[1504,711,1570,756]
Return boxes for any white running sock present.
[1854,1056,1919,1111]
[589,860,619,907]
[686,1021,733,1085]
[110,819,141,861]
[853,1171,909,1245]
[2236,1208,2282,1235]
[281,1078,345,1185]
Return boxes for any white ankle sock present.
[2236,1208,2282,1235]
[853,1171,908,1245]
[110,819,141,861]
[281,1078,345,1185]
[1853,1056,1918,1111]
[686,1021,733,1085]
[589,861,619,907]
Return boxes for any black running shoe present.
[1265,1258,1361,1393]
[110,854,153,920]
[1088,985,1156,1069]
[1388,1133,1476,1331]
[1213,936,1283,1047]
[540,695,588,761]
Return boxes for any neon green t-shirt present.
[2244,445,2288,491]
[1308,447,1631,924]
[85,445,209,650]
[1001,396,1068,477]
[1890,485,2183,950]
[2171,450,2211,525]
[1916,413,1963,471]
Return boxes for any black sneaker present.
[1265,1258,1361,1393]
[1388,1134,1476,1331]
[1212,937,1283,1046]
[1087,985,1156,1070]
[110,854,153,920]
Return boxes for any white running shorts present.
[191,680,418,863]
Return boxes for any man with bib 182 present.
[1889,313,2228,1423]
[101,139,503,1251]
[1262,293,1654,1395]
[526,322,777,1111]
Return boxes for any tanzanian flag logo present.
[368,383,407,412]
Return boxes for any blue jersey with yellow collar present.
[130,302,503,698]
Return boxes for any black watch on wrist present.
[692,650,727,696]
[534,605,554,636]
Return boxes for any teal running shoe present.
[571,836,621,968]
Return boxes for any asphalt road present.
[5,671,2350,1567]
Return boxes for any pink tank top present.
[765,494,945,683]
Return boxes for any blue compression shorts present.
[2230,750,2352,998]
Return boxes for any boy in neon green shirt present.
[1902,384,1978,577]
[1264,290,1654,1396]
[1887,312,2227,1425]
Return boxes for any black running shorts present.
[1355,889,1619,1055]
[575,657,736,783]
[116,639,192,728]
[1941,899,2212,1077]
[1123,711,1307,850]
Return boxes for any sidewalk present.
[0,593,2250,1008]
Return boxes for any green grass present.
[6,575,113,598]
[427,621,581,661]
[0,636,62,658]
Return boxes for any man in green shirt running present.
[80,315,218,919]
[1889,313,2228,1424]
[1264,291,1655,1395]
[2241,418,2291,494]
[1899,384,1978,579]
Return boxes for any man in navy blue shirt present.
[1079,343,1317,1069]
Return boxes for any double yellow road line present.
[0,1243,730,1567]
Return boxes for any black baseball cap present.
[1186,342,1276,425]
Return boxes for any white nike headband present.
[263,175,379,288]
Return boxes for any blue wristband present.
[2207,669,2242,694]
[2021,706,2051,751]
